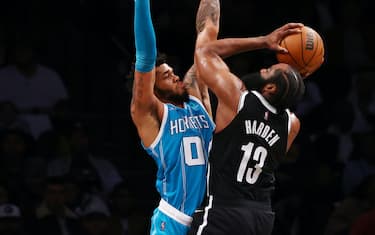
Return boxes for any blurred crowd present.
[0,0,374,235]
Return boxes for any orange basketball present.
[276,26,325,78]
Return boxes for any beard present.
[167,91,189,104]
[240,72,280,108]
[240,72,266,91]
[154,87,189,105]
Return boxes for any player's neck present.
[162,99,184,108]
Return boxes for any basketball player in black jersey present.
[187,16,306,235]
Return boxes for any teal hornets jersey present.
[143,96,215,216]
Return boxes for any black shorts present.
[188,196,275,235]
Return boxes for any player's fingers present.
[269,43,288,53]
[283,22,304,29]
[277,45,288,54]
[282,28,302,37]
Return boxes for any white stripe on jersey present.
[197,195,213,235]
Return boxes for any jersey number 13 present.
[237,142,268,184]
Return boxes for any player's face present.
[154,63,189,103]
[260,63,290,80]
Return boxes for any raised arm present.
[194,22,303,131]
[183,66,214,118]
[130,0,163,146]
[183,0,221,118]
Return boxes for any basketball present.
[276,26,325,78]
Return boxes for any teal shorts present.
[150,208,190,235]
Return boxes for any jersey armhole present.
[142,104,169,150]
[189,95,215,129]
[286,109,292,134]
[237,91,249,113]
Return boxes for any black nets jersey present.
[207,90,290,203]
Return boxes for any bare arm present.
[287,112,301,151]
[131,70,164,147]
[184,0,221,118]
[195,22,304,131]
[184,65,213,117]
[130,0,164,147]
[197,22,305,61]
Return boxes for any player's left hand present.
[265,22,304,53]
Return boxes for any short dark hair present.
[126,52,168,93]
[155,52,167,67]
[240,67,305,110]
[268,67,305,110]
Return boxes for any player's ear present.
[301,71,310,79]
[262,83,277,94]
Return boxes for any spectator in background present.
[294,132,343,235]
[341,131,375,197]
[34,176,81,235]
[63,177,110,219]
[107,182,132,235]
[47,122,122,196]
[0,101,30,134]
[0,129,47,211]
[107,181,150,235]
[48,98,76,136]
[79,211,112,235]
[34,129,67,164]
[325,174,375,235]
[0,39,69,139]
[0,203,30,235]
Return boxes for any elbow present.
[195,45,207,57]
[130,99,138,119]
[130,98,148,123]
[195,46,211,65]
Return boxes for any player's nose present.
[173,74,180,82]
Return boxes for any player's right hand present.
[265,22,304,53]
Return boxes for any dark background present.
[1,0,373,155]
[0,0,374,234]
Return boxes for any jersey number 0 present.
[183,136,206,166]
[237,142,268,184]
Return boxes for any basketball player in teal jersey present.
[131,0,220,234]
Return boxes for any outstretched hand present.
[265,23,304,53]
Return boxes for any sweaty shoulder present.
[285,110,300,151]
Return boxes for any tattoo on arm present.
[196,0,220,33]
[184,66,197,89]
[132,75,147,104]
